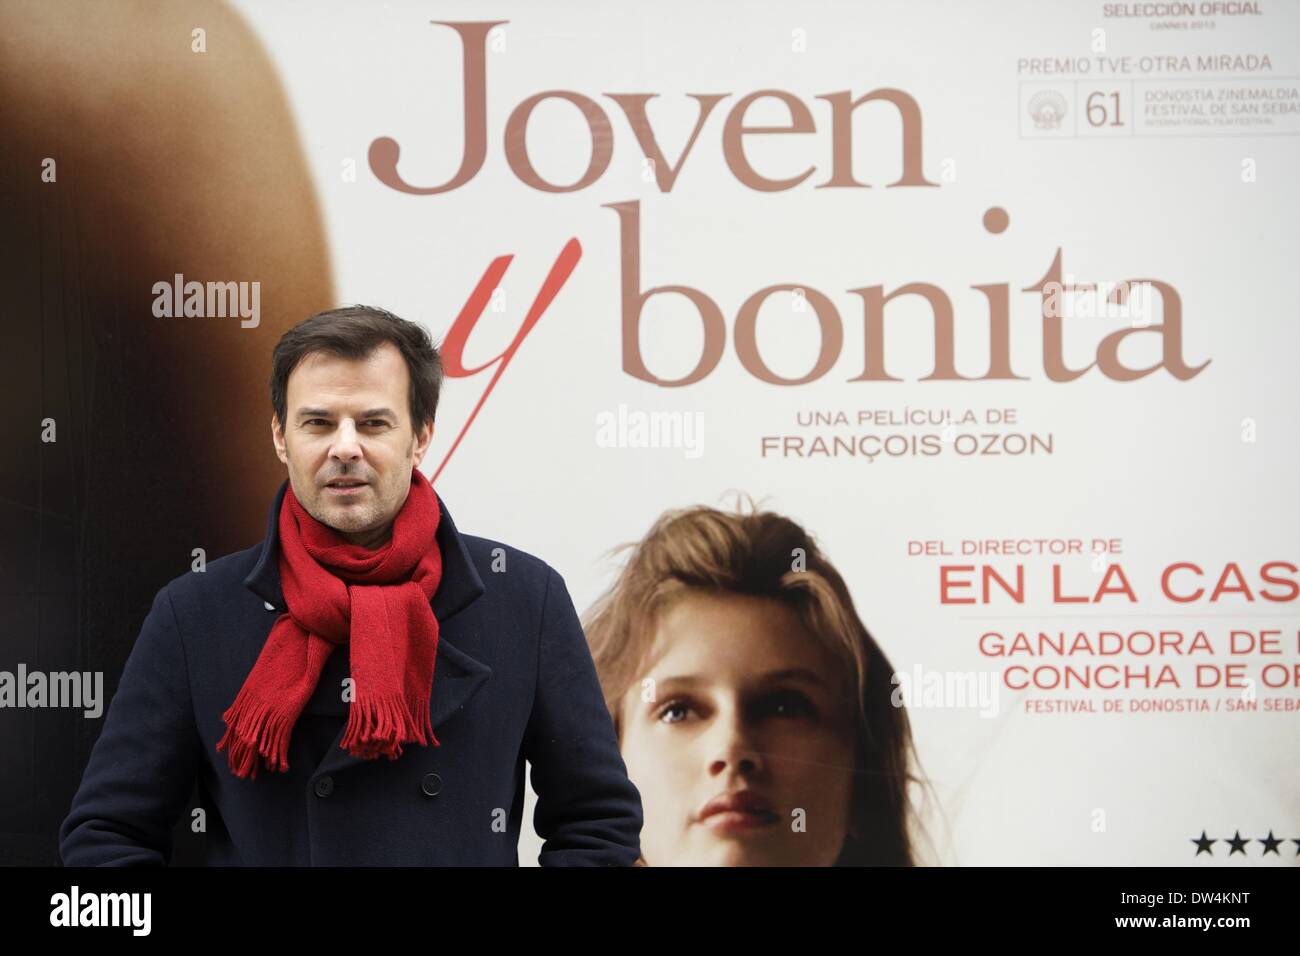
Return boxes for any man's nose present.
[330,419,362,461]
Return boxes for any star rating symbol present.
[1226,831,1249,855]
[1192,830,1300,856]
[1258,831,1282,855]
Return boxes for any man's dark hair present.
[270,305,443,431]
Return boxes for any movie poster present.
[2,0,1296,893]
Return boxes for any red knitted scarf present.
[217,469,443,780]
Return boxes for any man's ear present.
[272,414,289,464]
[411,419,434,467]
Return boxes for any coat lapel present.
[313,636,492,778]
[243,478,491,777]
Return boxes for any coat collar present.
[242,477,492,780]
[243,477,486,622]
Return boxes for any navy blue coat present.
[59,480,643,865]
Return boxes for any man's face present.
[272,342,433,548]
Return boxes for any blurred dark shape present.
[0,0,333,863]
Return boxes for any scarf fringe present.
[341,692,441,760]
[216,686,295,780]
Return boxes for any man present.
[59,305,643,865]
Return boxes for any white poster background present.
[229,0,1300,865]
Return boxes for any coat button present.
[421,772,442,796]
[314,776,334,798]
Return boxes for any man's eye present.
[302,419,390,427]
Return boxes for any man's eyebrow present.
[295,407,398,419]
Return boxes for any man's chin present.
[326,512,370,529]
[314,503,374,532]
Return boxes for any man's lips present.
[324,479,368,494]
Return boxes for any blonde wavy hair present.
[583,496,935,866]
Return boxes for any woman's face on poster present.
[619,590,859,866]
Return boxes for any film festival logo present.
[1028,89,1069,130]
